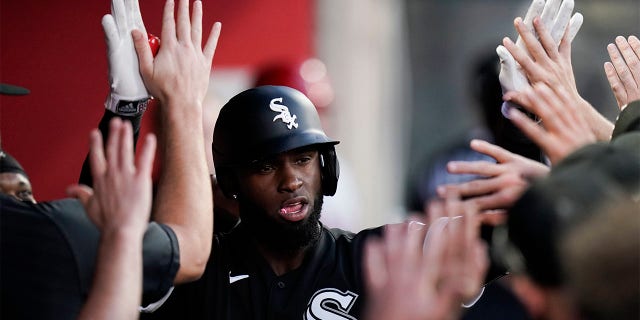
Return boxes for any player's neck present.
[259,246,308,276]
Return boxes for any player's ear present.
[215,168,241,199]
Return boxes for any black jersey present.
[0,194,180,319]
[145,223,383,320]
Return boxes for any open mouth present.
[278,198,308,222]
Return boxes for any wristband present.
[105,93,151,116]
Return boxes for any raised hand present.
[363,193,487,320]
[133,0,221,108]
[69,119,156,320]
[502,14,614,140]
[497,0,583,119]
[604,35,640,111]
[103,0,153,115]
[68,118,156,233]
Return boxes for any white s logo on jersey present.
[304,288,358,320]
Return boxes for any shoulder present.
[613,101,640,138]
[324,225,384,243]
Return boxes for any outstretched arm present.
[133,0,220,283]
[70,119,156,320]
[79,0,158,186]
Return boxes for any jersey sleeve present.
[140,222,181,307]
[612,101,640,139]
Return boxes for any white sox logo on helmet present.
[270,97,298,130]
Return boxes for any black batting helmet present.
[212,85,340,197]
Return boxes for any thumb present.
[496,45,515,66]
[132,29,154,80]
[66,184,94,208]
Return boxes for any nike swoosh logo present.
[229,271,249,284]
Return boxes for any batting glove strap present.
[105,93,151,116]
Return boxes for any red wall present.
[1,0,313,201]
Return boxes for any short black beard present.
[239,193,323,257]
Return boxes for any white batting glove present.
[497,0,583,118]
[102,0,150,116]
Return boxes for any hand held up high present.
[497,0,583,118]
[103,0,157,116]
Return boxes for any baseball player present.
[144,85,487,320]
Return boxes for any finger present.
[469,188,521,212]
[405,220,428,265]
[136,133,157,177]
[384,223,406,261]
[119,121,135,170]
[203,22,222,62]
[609,40,638,97]
[131,0,147,33]
[478,211,508,226]
[567,12,583,43]
[176,0,191,42]
[112,0,127,33]
[503,32,540,80]
[550,0,573,45]
[161,0,176,43]
[509,107,551,150]
[89,129,107,180]
[540,0,561,30]
[191,0,203,47]
[66,184,94,208]
[629,35,640,59]
[529,17,559,62]
[425,199,445,227]
[509,86,547,126]
[446,160,501,177]
[101,15,120,50]
[422,216,447,284]
[364,239,387,291]
[516,0,545,50]
[616,36,640,89]
[469,139,514,163]
[106,118,123,169]
[526,83,566,133]
[448,178,504,199]
[503,90,534,113]
[604,61,627,108]
[132,29,154,80]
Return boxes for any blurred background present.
[1,0,638,230]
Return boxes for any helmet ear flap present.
[215,167,239,199]
[320,146,340,196]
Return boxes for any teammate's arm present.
[133,0,220,283]
[70,119,156,320]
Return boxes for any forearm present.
[154,101,213,283]
[79,110,143,186]
[582,100,615,141]
[77,228,144,320]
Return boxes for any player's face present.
[237,146,324,253]
[0,172,35,203]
